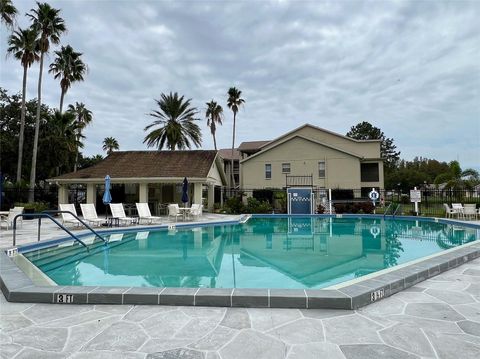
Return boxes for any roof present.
[238,140,271,152]
[50,150,218,181]
[218,148,241,161]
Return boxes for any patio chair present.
[167,204,182,222]
[58,204,81,227]
[463,204,478,220]
[109,203,136,226]
[189,203,203,220]
[0,209,22,230]
[443,203,455,218]
[451,203,464,219]
[80,203,105,227]
[136,203,162,224]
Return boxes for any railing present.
[393,204,402,217]
[13,213,88,249]
[286,174,313,187]
[383,203,393,217]
[12,210,107,248]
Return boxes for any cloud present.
[1,0,479,169]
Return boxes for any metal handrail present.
[13,213,88,250]
[393,204,401,217]
[383,203,393,218]
[42,210,107,243]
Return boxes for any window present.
[361,163,379,182]
[282,163,290,173]
[265,164,272,179]
[318,161,326,178]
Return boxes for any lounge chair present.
[59,204,81,227]
[0,209,23,230]
[135,203,162,224]
[443,203,455,218]
[167,204,182,222]
[451,203,464,218]
[80,203,105,227]
[189,203,203,220]
[463,204,478,220]
[109,203,136,226]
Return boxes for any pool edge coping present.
[1,216,479,310]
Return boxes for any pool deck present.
[1,215,480,357]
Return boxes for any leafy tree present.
[434,161,479,190]
[346,121,400,171]
[227,87,245,187]
[67,102,92,172]
[49,45,87,113]
[0,0,17,28]
[27,1,66,202]
[144,92,202,150]
[78,154,103,170]
[102,137,119,154]
[7,27,40,183]
[205,100,223,151]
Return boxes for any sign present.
[368,188,380,202]
[370,288,385,302]
[6,248,18,257]
[410,189,421,202]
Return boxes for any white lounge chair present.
[136,203,162,224]
[463,204,478,220]
[167,204,182,222]
[109,203,136,226]
[59,204,81,227]
[0,208,23,230]
[189,204,203,220]
[451,203,464,218]
[443,203,455,218]
[80,203,105,227]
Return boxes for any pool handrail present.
[42,210,107,244]
[12,212,89,250]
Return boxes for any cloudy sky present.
[1,0,479,169]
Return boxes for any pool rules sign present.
[410,187,421,215]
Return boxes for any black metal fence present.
[222,188,480,217]
[1,187,58,211]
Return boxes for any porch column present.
[139,183,148,203]
[58,185,68,205]
[207,184,215,211]
[86,183,96,205]
[193,183,203,206]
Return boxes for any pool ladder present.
[383,203,401,218]
[12,210,107,249]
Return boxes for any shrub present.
[317,204,325,214]
[333,202,375,214]
[15,201,49,212]
[245,197,272,214]
[224,197,245,214]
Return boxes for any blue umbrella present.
[181,177,189,206]
[103,175,112,219]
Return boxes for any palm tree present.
[67,102,92,172]
[49,45,87,113]
[27,2,66,202]
[434,161,479,190]
[0,0,17,28]
[7,27,40,183]
[205,100,223,151]
[227,87,245,187]
[144,92,202,150]
[103,137,119,155]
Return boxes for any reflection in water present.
[26,217,478,289]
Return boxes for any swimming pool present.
[22,216,479,289]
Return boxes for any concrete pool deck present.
[1,215,480,357]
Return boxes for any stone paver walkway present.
[1,258,479,358]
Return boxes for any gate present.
[287,187,314,214]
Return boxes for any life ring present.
[370,226,380,238]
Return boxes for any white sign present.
[368,188,380,202]
[56,294,74,303]
[410,189,421,202]
[371,288,385,302]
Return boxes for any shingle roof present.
[51,150,218,180]
[218,148,241,160]
[238,140,271,151]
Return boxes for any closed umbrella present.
[103,175,112,218]
[181,177,189,206]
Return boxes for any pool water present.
[24,217,478,289]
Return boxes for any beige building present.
[239,124,384,191]
[49,151,226,213]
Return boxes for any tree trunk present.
[230,112,236,188]
[211,121,217,151]
[28,51,44,203]
[16,65,28,183]
[59,88,65,113]
[74,132,80,172]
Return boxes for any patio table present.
[178,207,191,221]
